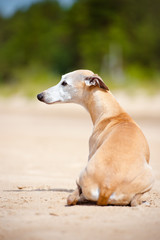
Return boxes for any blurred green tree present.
[0,0,160,88]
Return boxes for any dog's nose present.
[37,93,44,101]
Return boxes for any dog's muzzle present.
[37,93,44,102]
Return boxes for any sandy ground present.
[0,93,160,240]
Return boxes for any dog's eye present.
[61,81,67,86]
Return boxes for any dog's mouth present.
[37,93,61,104]
[46,100,61,105]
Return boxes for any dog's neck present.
[83,89,125,125]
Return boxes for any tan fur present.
[67,70,154,206]
[37,69,154,206]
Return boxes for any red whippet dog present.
[37,70,154,206]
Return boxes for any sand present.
[0,93,160,240]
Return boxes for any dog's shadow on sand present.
[3,188,74,193]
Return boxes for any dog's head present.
[37,70,109,105]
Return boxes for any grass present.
[0,66,160,98]
[0,66,60,98]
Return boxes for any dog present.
[37,69,154,206]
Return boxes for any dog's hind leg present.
[67,183,82,206]
[67,188,80,205]
[130,193,142,207]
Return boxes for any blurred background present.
[0,0,160,97]
[0,2,160,239]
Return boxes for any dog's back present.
[80,110,154,205]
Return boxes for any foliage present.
[0,0,160,95]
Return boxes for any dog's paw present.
[67,194,78,206]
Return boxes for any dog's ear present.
[85,74,109,91]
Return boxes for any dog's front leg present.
[67,182,82,206]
